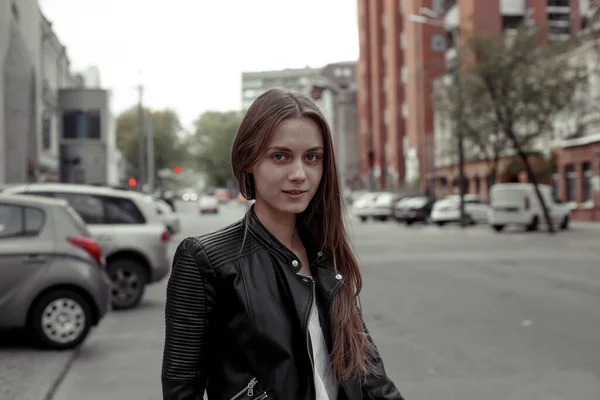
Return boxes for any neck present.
[253,201,298,249]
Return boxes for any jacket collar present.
[244,205,327,273]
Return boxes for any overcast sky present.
[39,0,360,128]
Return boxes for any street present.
[2,201,600,400]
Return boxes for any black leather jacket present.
[161,209,404,400]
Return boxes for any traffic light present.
[173,165,181,174]
[128,178,137,187]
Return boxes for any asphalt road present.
[1,200,600,400]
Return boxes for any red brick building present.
[357,0,586,195]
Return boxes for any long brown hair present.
[231,88,376,381]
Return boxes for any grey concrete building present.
[0,0,78,184]
[311,62,361,191]
[40,11,78,181]
[241,66,322,110]
[0,0,41,184]
[58,88,112,185]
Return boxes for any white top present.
[308,282,339,400]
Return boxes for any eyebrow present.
[268,146,324,152]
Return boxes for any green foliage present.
[191,110,244,187]
[116,107,189,174]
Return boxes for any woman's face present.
[251,117,324,217]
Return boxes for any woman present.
[161,88,404,400]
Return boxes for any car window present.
[64,204,89,234]
[103,196,146,224]
[0,204,23,238]
[54,193,105,224]
[24,207,45,234]
[0,204,45,238]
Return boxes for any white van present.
[487,183,570,232]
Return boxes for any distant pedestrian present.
[161,88,404,400]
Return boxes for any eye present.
[272,153,287,161]
[305,153,321,162]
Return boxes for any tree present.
[116,108,189,177]
[438,25,588,233]
[433,75,506,187]
[190,110,244,188]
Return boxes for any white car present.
[155,199,180,234]
[198,195,219,214]
[487,183,570,232]
[352,193,380,222]
[430,194,489,226]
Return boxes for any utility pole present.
[136,82,145,192]
[454,30,467,228]
[146,112,155,194]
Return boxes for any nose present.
[288,160,307,182]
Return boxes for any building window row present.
[563,162,594,202]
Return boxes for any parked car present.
[155,199,181,234]
[487,183,570,232]
[3,183,171,310]
[0,195,111,349]
[395,196,435,225]
[198,195,219,214]
[352,192,381,222]
[430,194,489,226]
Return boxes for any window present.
[24,208,45,234]
[54,193,104,224]
[42,115,51,150]
[564,164,576,202]
[62,110,101,139]
[0,205,45,238]
[502,15,524,31]
[103,197,146,224]
[0,205,23,238]
[432,0,444,14]
[583,162,592,201]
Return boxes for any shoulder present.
[177,218,258,270]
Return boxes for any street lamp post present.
[408,9,467,227]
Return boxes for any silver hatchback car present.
[3,184,171,310]
[0,195,111,349]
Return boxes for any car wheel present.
[526,216,540,232]
[30,289,93,350]
[560,216,569,230]
[107,259,147,310]
[492,225,505,232]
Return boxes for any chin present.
[276,202,309,215]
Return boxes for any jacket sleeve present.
[161,237,217,400]
[361,319,405,400]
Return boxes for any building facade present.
[0,0,41,184]
[430,0,600,220]
[0,0,80,184]
[552,1,600,221]
[39,12,78,182]
[357,0,587,193]
[240,66,322,110]
[311,62,361,191]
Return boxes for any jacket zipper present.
[305,277,315,370]
[302,276,316,396]
[229,377,258,400]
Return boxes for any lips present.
[282,190,306,195]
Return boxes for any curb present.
[42,346,80,400]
